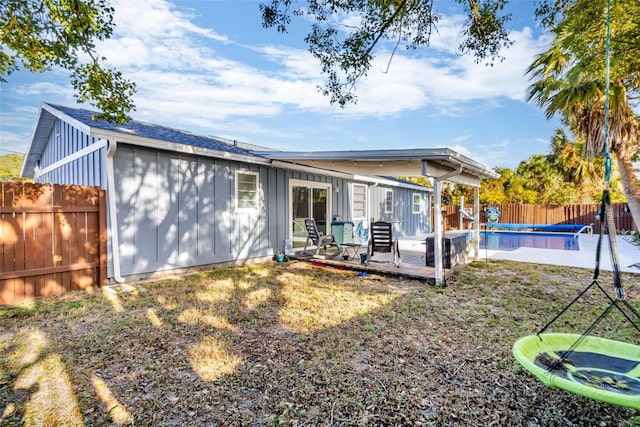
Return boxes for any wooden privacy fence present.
[0,183,107,305]
[443,203,637,234]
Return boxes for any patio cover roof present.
[253,148,498,186]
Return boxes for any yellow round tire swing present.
[513,0,640,409]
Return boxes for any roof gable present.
[22,102,276,177]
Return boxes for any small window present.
[384,190,393,213]
[412,193,421,214]
[352,184,367,218]
[236,171,259,211]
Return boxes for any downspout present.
[368,182,379,223]
[431,164,463,286]
[106,139,126,283]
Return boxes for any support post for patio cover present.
[432,179,444,285]
[474,186,480,260]
[429,163,463,285]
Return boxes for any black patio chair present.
[366,221,400,267]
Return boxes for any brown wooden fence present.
[1,183,107,305]
[443,203,637,234]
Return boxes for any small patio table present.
[340,242,362,261]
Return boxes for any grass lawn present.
[1,259,640,426]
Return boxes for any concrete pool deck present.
[397,233,640,273]
[477,234,640,273]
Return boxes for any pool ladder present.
[573,225,593,239]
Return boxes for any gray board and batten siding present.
[22,103,431,280]
[115,146,429,276]
[367,180,430,236]
[29,110,109,187]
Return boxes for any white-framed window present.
[236,170,259,211]
[384,189,393,213]
[412,193,422,214]
[352,183,367,219]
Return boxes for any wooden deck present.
[290,246,462,284]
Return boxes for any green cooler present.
[331,221,354,245]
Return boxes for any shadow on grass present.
[1,261,638,425]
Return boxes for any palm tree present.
[547,128,610,202]
[548,129,593,183]
[527,0,640,228]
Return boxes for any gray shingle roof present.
[49,103,255,156]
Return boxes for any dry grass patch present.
[0,260,639,426]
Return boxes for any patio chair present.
[366,221,400,267]
[302,218,342,258]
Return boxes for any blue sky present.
[1,0,563,170]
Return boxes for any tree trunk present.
[616,156,640,231]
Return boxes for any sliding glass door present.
[290,180,331,249]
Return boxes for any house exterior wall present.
[369,185,431,236]
[114,145,430,277]
[30,116,431,279]
[285,172,431,239]
[114,144,282,275]
[36,119,107,186]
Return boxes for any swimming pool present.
[480,231,580,251]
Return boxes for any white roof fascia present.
[268,160,354,179]
[91,129,273,167]
[22,104,104,177]
[43,103,93,134]
[269,161,433,189]
[255,148,498,181]
[21,106,50,177]
[352,174,433,192]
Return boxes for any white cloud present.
[0,129,30,151]
[16,82,74,98]
[452,134,472,143]
[251,16,548,119]
[253,45,324,80]
[111,0,228,42]
[490,139,512,148]
[0,105,40,152]
[1,0,555,170]
[100,0,231,71]
[361,22,548,107]
[98,0,551,125]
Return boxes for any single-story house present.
[24,103,484,282]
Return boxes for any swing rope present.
[537,189,640,371]
[536,0,640,358]
[597,0,623,299]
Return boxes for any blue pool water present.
[479,231,580,251]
